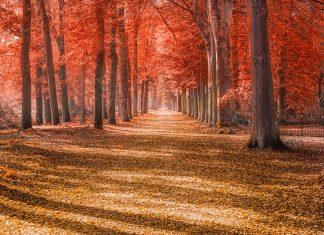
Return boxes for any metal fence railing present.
[279,114,324,137]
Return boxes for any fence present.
[279,114,324,137]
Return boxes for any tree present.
[246,0,286,149]
[21,0,32,130]
[38,0,60,125]
[35,63,43,125]
[117,1,131,122]
[56,0,71,122]
[93,0,105,129]
[108,1,118,125]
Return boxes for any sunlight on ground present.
[0,111,322,234]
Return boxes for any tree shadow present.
[0,184,240,234]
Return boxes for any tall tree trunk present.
[94,0,105,129]
[127,49,132,119]
[36,64,43,125]
[177,90,182,112]
[43,72,52,124]
[318,71,324,113]
[194,88,199,119]
[108,13,118,125]
[80,64,86,124]
[246,0,285,149]
[132,24,139,116]
[151,81,157,110]
[21,0,32,130]
[198,78,204,121]
[117,2,130,122]
[207,39,217,127]
[102,64,108,119]
[204,80,209,123]
[208,0,235,127]
[144,80,149,113]
[38,0,60,125]
[141,81,145,114]
[181,88,187,114]
[56,0,71,122]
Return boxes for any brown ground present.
[0,111,323,234]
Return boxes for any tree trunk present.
[38,0,60,125]
[204,81,209,123]
[177,90,182,112]
[132,24,139,117]
[56,0,71,122]
[144,80,149,113]
[208,0,235,127]
[80,64,86,124]
[141,81,145,114]
[208,39,216,127]
[198,79,204,121]
[108,20,118,125]
[21,0,32,130]
[102,64,108,119]
[117,2,130,122]
[127,49,132,119]
[151,81,157,110]
[35,64,43,125]
[181,88,187,114]
[246,0,285,149]
[93,0,105,129]
[194,88,199,119]
[318,72,324,113]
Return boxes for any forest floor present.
[0,111,322,234]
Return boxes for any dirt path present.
[0,111,322,234]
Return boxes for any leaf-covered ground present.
[0,111,322,234]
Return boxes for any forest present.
[0,0,323,234]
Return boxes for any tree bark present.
[144,80,149,113]
[80,64,86,124]
[181,88,187,114]
[204,80,209,123]
[102,64,108,119]
[21,0,32,130]
[246,0,285,149]
[318,71,324,113]
[141,81,145,114]
[194,88,199,119]
[177,90,182,112]
[38,0,60,125]
[151,80,157,110]
[56,0,71,122]
[117,2,130,122]
[93,0,105,129]
[208,0,235,127]
[132,23,139,117]
[35,64,43,125]
[108,13,118,125]
[43,72,52,124]
[207,39,216,127]
[198,79,204,121]
[127,49,132,119]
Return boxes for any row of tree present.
[20,0,159,131]
[0,0,320,149]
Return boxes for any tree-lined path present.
[0,111,322,234]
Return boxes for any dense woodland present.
[0,0,322,149]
